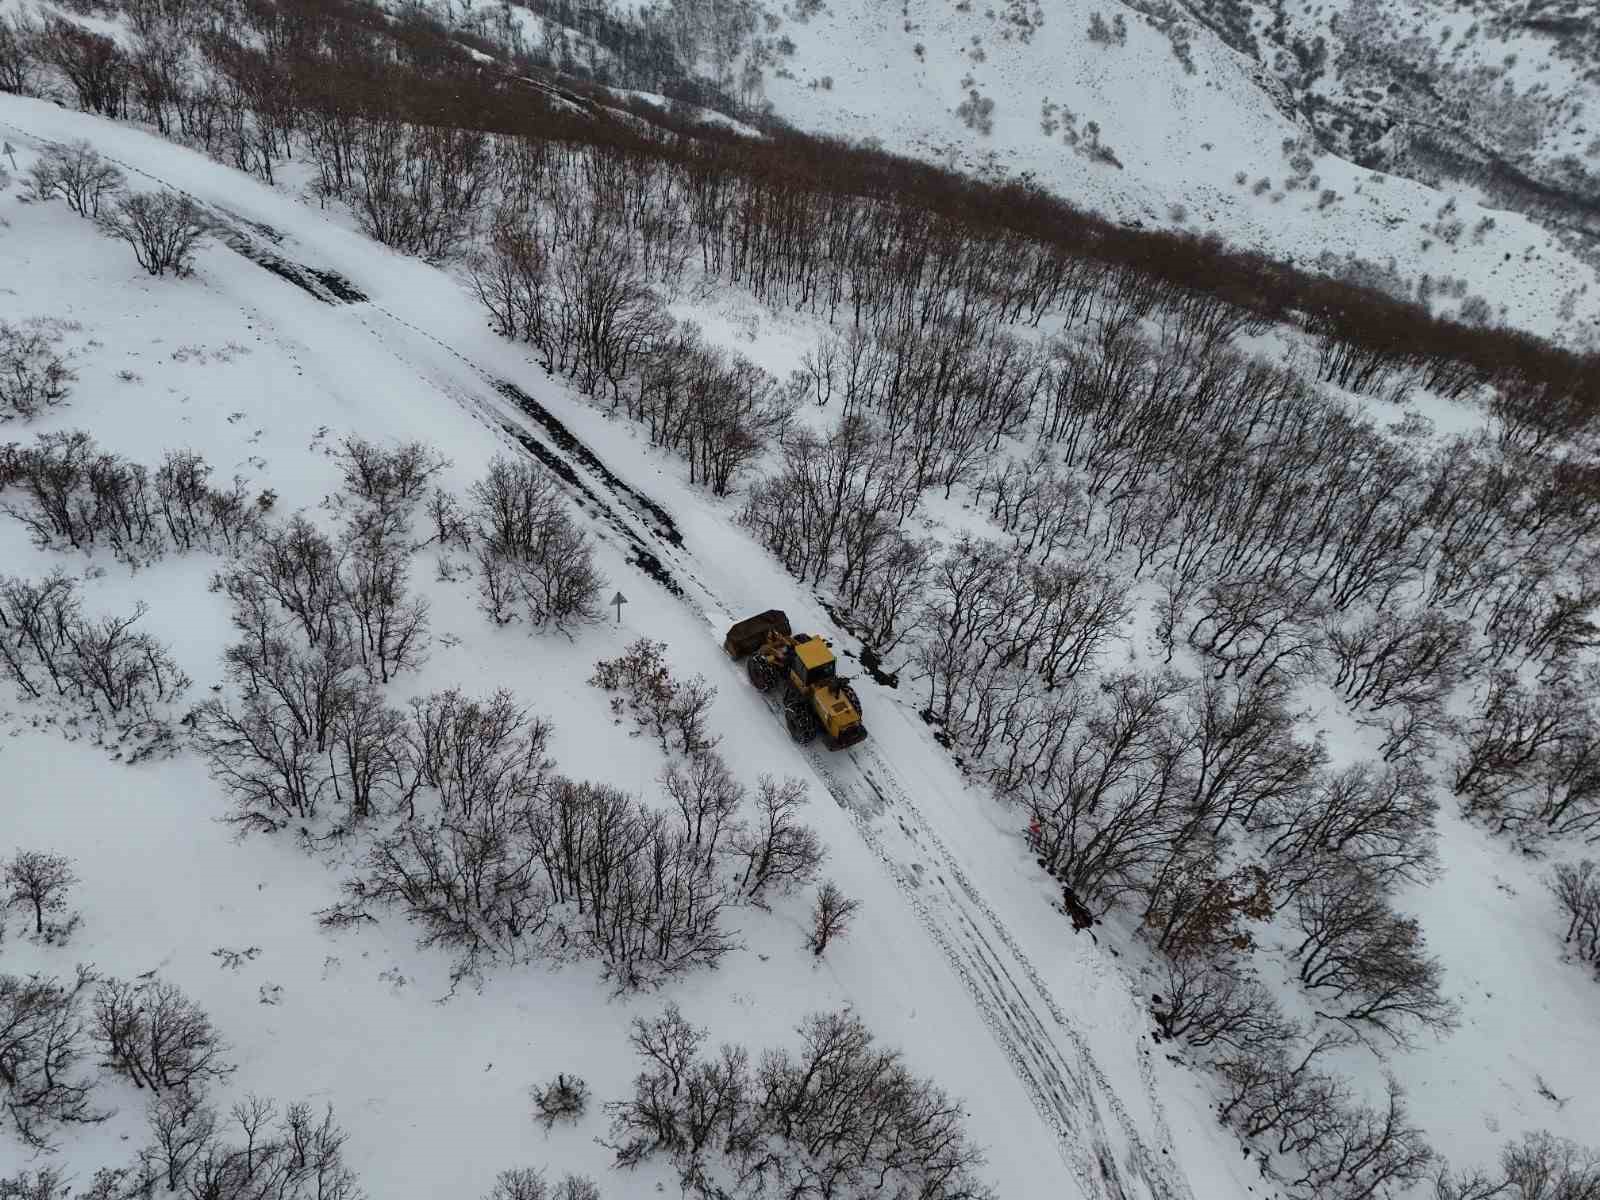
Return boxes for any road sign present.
[611,591,627,624]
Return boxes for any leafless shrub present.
[532,1073,590,1130]
[335,435,450,513]
[93,976,233,1095]
[0,320,76,420]
[24,141,124,218]
[607,1008,993,1199]
[404,687,551,819]
[956,89,995,135]
[590,637,720,756]
[1549,859,1600,966]
[0,569,190,742]
[97,190,211,277]
[470,456,603,635]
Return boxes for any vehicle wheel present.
[748,655,775,692]
[785,695,817,745]
[842,683,862,714]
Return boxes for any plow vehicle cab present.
[724,610,868,751]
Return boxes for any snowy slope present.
[746,0,1600,344]
[0,96,1263,1198]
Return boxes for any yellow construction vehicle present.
[724,610,868,750]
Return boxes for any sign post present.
[611,590,628,625]
[2,143,15,172]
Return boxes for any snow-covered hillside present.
[4,4,1600,1197]
[0,97,1262,1199]
[748,0,1600,343]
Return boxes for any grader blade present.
[724,609,791,658]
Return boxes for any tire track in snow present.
[718,620,1190,1200]
[850,750,1193,1200]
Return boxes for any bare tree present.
[0,1167,71,1200]
[0,965,104,1150]
[1151,957,1296,1055]
[338,520,429,683]
[550,1177,601,1200]
[1499,1131,1600,1199]
[0,10,44,96]
[146,1091,218,1192]
[486,1168,551,1200]
[732,774,824,904]
[405,688,552,820]
[3,850,79,939]
[661,752,744,874]
[1292,867,1458,1047]
[97,191,211,278]
[335,436,450,512]
[807,880,861,957]
[327,682,410,826]
[24,141,124,218]
[470,456,603,635]
[609,1008,993,1199]
[1548,860,1600,966]
[1257,761,1440,900]
[627,1004,706,1098]
[1289,1074,1435,1200]
[93,976,234,1095]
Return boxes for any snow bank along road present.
[1,105,1197,1200]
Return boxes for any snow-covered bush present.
[485,1170,601,1200]
[590,637,720,757]
[531,1072,590,1130]
[0,319,76,420]
[96,190,211,277]
[606,1008,994,1199]
[956,88,995,135]
[470,455,604,635]
[0,570,192,740]
[92,976,234,1095]
[24,140,124,218]
[335,435,449,516]
[0,966,102,1150]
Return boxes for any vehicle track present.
[714,616,1192,1200]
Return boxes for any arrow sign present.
[611,590,627,624]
